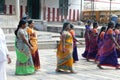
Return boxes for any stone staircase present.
[5,31,85,51]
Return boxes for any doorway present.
[27,0,41,19]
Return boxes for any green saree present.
[15,29,35,75]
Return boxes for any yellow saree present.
[57,31,73,71]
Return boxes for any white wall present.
[45,0,59,8]
[5,0,15,5]
[20,0,27,6]
[69,0,80,9]
[45,0,83,10]
[5,0,27,5]
[95,2,120,10]
[84,0,120,11]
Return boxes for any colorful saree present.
[82,25,91,58]
[99,29,119,67]
[95,32,105,61]
[114,29,120,58]
[56,31,73,71]
[117,32,120,58]
[15,29,35,75]
[27,28,40,70]
[87,28,98,59]
[70,29,79,62]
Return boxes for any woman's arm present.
[93,29,98,37]
[73,36,83,44]
[7,54,11,64]
[70,30,82,44]
[111,35,120,49]
[21,34,32,50]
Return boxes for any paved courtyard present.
[7,48,120,80]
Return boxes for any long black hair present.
[61,22,70,32]
[93,21,98,28]
[28,20,33,26]
[14,20,27,37]
[86,19,92,26]
[98,26,106,39]
[106,21,115,32]
[70,24,74,29]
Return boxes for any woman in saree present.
[56,22,75,73]
[69,24,82,63]
[82,20,92,59]
[97,21,120,69]
[27,20,40,70]
[95,26,106,62]
[114,23,120,58]
[87,22,98,61]
[15,20,35,75]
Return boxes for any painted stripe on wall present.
[9,5,12,14]
[56,8,59,21]
[20,5,23,18]
[47,7,80,22]
[48,7,50,22]
[52,8,55,21]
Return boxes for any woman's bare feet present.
[86,58,89,62]
[70,70,76,73]
[97,64,104,69]
[56,69,63,72]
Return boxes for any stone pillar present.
[15,0,20,20]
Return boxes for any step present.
[7,41,85,51]
[5,32,85,51]
[7,37,85,51]
[7,36,85,51]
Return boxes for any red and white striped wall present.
[4,5,80,22]
[44,7,80,22]
[4,4,27,19]
[4,5,15,15]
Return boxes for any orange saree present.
[27,28,40,70]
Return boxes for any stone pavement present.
[7,48,120,80]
